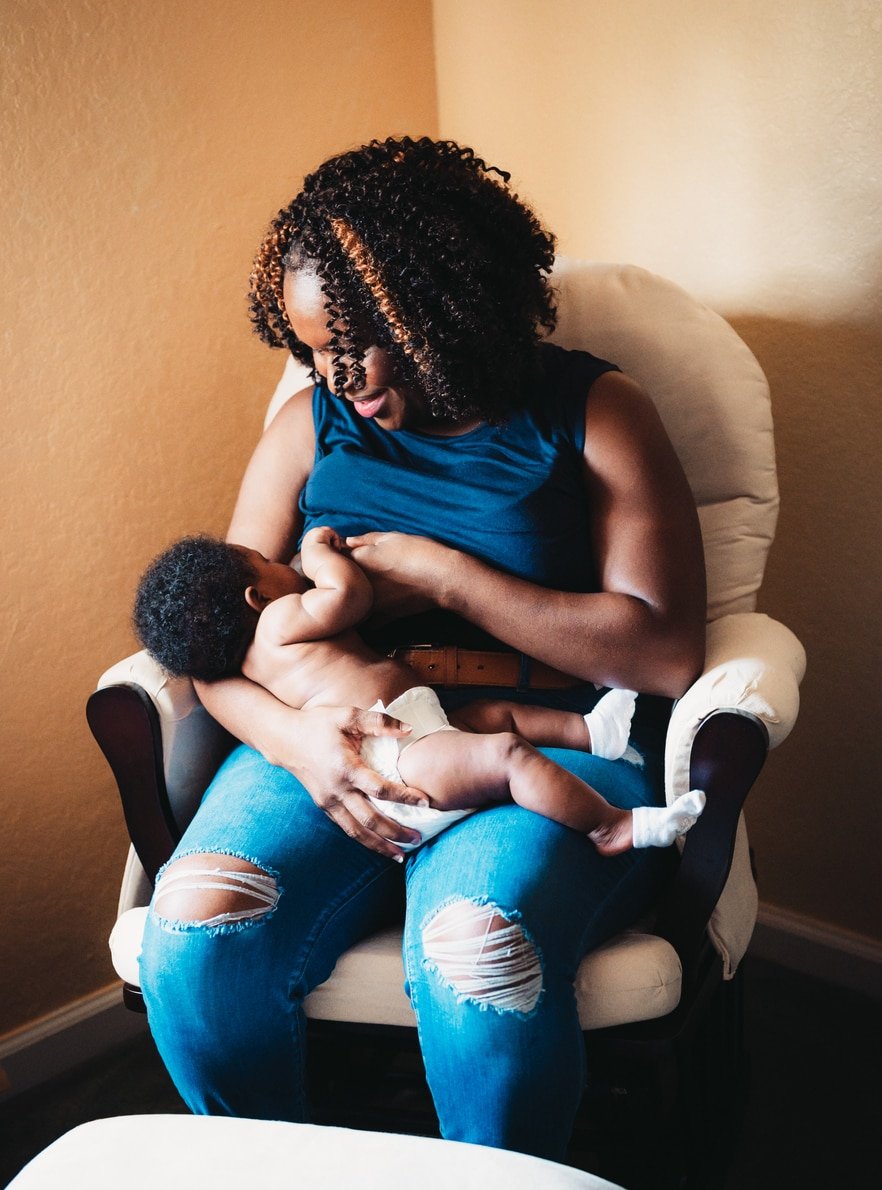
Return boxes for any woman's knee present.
[419,897,543,1015]
[150,852,281,931]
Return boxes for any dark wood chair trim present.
[122,982,147,1013]
[86,684,182,882]
[654,710,768,981]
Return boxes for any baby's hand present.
[302,525,344,552]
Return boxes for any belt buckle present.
[389,642,438,659]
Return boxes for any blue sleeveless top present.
[299,343,619,652]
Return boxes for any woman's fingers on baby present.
[345,532,400,566]
[368,777,428,808]
[332,805,404,860]
[333,798,416,860]
[330,709,425,807]
[350,756,428,809]
[353,709,413,738]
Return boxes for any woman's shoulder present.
[252,384,316,472]
[266,383,315,429]
[537,340,620,395]
[582,368,679,482]
[528,342,620,446]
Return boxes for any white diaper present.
[361,686,474,850]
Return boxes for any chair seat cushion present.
[110,911,682,1031]
[8,1115,624,1188]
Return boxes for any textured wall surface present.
[0,0,437,1035]
[4,0,879,1046]
[434,0,882,940]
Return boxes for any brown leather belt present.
[389,645,581,689]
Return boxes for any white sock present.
[631,789,706,848]
[583,689,638,760]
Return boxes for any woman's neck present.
[416,417,485,438]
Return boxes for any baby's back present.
[242,627,414,713]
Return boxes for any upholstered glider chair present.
[88,261,805,1190]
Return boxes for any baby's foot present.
[588,811,635,857]
[631,789,706,848]
[583,689,638,760]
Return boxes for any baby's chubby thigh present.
[360,685,516,842]
[397,727,524,811]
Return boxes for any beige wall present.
[3,0,879,1045]
[434,1,882,941]
[0,0,437,1035]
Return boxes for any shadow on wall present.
[725,310,882,939]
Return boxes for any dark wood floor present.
[1,957,878,1188]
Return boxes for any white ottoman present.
[7,1115,624,1189]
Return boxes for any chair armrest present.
[656,613,805,979]
[654,710,766,979]
[86,650,235,881]
[664,611,806,804]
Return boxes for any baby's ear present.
[244,585,268,613]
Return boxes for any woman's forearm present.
[439,550,704,698]
[194,674,305,769]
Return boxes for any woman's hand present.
[195,676,429,861]
[281,703,429,860]
[345,531,454,624]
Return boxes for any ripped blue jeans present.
[140,687,675,1161]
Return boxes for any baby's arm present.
[260,526,373,645]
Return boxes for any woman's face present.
[282,269,428,432]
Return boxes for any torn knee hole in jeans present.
[151,853,280,932]
[421,899,543,1015]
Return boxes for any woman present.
[140,136,706,1160]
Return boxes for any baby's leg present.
[583,688,638,760]
[397,730,634,856]
[631,789,707,847]
[451,689,637,761]
[450,701,590,748]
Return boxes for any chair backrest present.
[110,260,780,914]
[264,260,778,622]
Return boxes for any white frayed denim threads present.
[152,856,280,932]
[421,898,543,1015]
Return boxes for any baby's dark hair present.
[248,136,557,424]
[133,536,258,682]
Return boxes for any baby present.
[133,526,704,857]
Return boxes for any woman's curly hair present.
[248,136,557,424]
[133,536,258,682]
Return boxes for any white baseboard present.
[751,902,882,999]
[0,983,147,1103]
